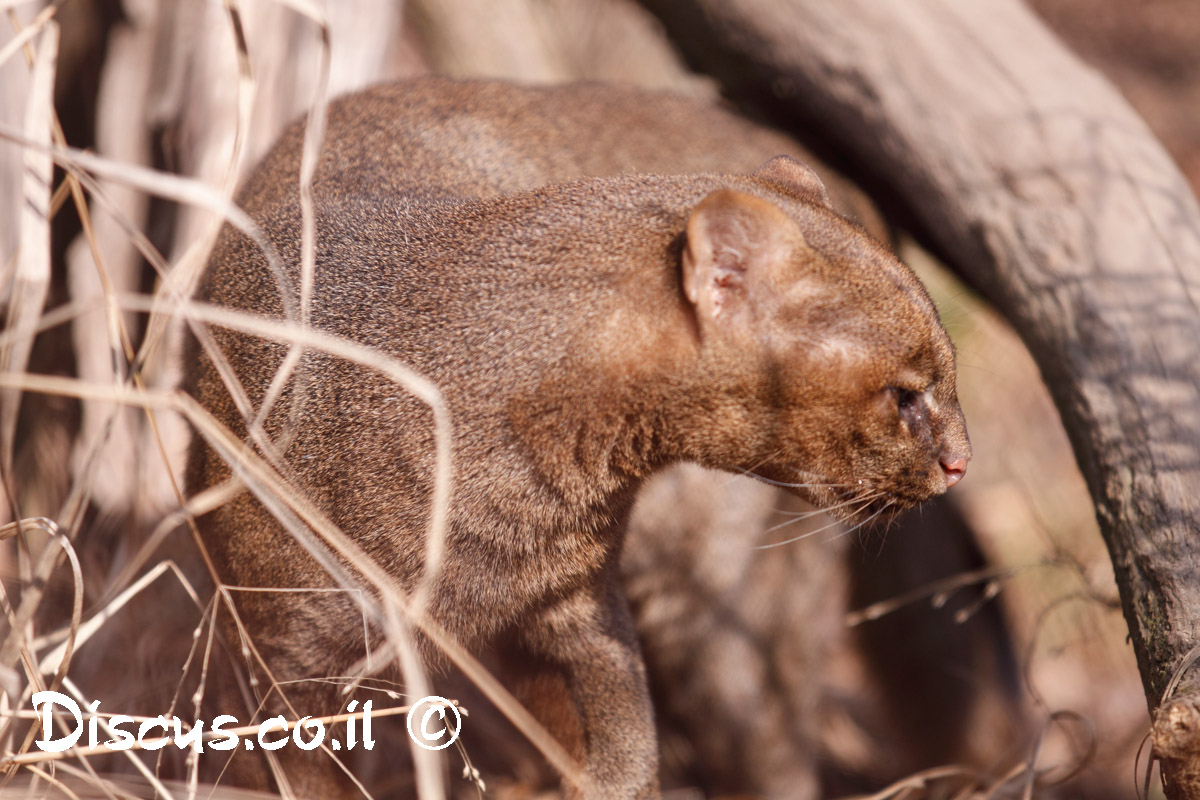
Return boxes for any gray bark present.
[641,0,1200,792]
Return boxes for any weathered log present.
[642,0,1200,791]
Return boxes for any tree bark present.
[642,0,1200,790]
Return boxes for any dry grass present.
[0,4,479,799]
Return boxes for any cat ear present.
[752,155,830,207]
[682,189,798,326]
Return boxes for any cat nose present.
[940,455,968,487]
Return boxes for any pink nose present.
[940,455,968,487]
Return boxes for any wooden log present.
[641,0,1200,791]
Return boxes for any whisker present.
[754,493,886,549]
[823,502,894,544]
[787,464,841,482]
[715,454,783,489]
[773,508,835,520]
[773,488,885,516]
[764,491,886,532]
[754,514,850,549]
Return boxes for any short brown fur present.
[186,77,969,799]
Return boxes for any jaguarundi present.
[185,76,970,799]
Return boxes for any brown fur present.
[185,77,969,799]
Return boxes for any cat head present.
[679,157,970,522]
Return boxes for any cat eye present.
[895,388,919,411]
[883,386,926,424]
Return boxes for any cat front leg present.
[516,570,660,800]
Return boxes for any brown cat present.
[186,77,969,799]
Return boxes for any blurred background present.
[2,0,1198,797]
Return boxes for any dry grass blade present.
[834,765,983,800]
[0,0,49,13]
[101,482,241,607]
[269,0,327,20]
[0,19,54,488]
[1159,641,1200,706]
[18,764,87,800]
[1024,710,1098,792]
[290,0,330,326]
[7,769,286,800]
[845,565,1021,627]
[33,560,202,676]
[156,0,262,317]
[0,3,55,69]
